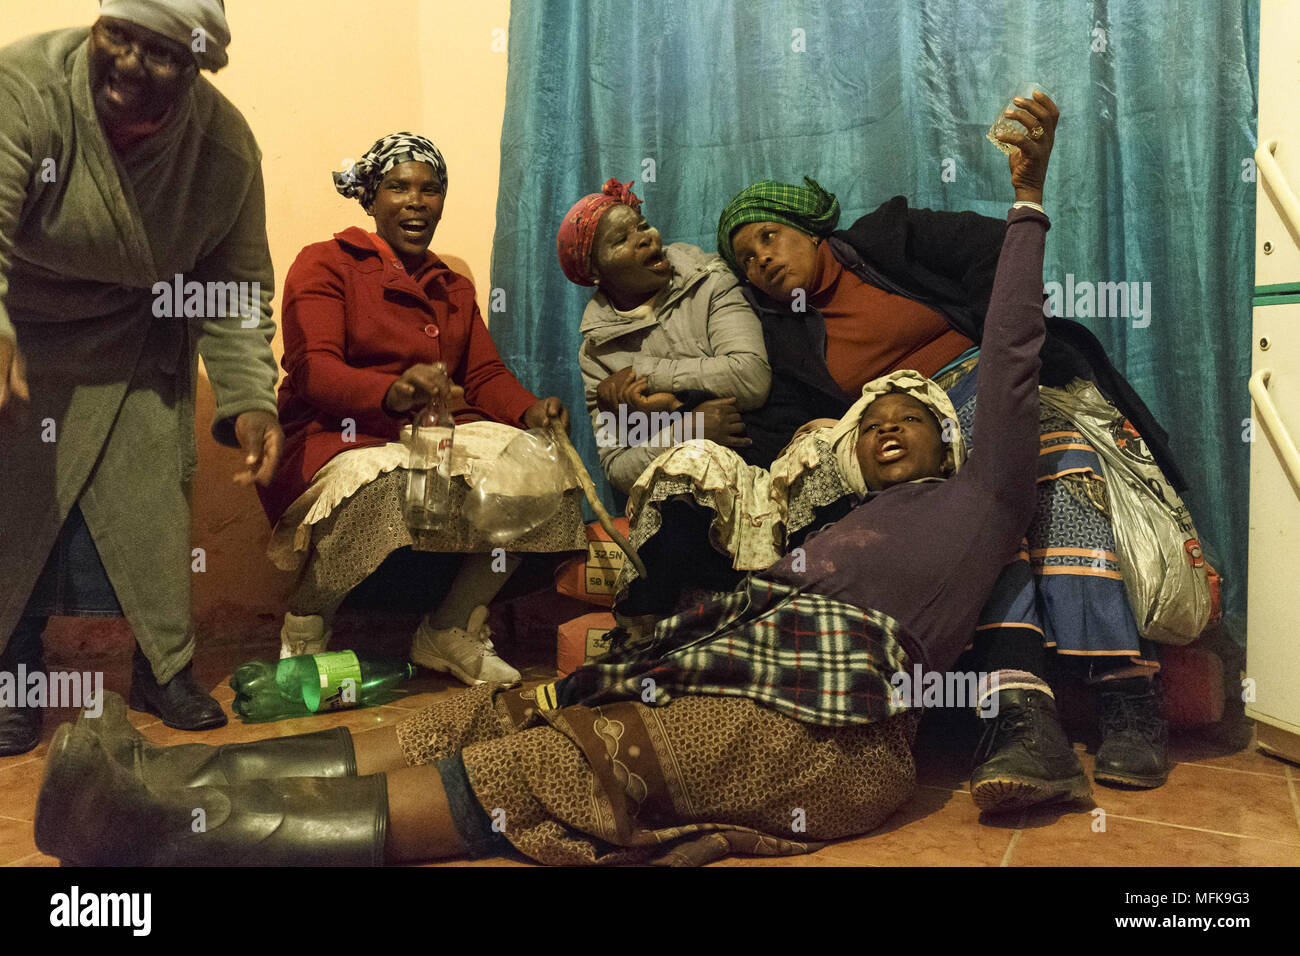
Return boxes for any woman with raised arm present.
[689,95,1189,800]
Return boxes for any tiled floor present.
[4,629,1299,868]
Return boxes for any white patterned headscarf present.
[98,0,230,72]
[333,132,448,210]
[828,369,967,495]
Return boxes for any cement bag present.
[1039,382,1210,645]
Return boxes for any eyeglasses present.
[93,21,195,76]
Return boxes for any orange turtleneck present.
[808,239,974,395]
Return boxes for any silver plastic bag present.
[1039,382,1211,645]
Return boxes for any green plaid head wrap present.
[715,177,841,275]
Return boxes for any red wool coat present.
[258,228,538,525]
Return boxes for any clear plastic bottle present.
[404,391,455,534]
[230,651,417,723]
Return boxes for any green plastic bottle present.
[230,651,417,723]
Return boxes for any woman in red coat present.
[258,133,584,685]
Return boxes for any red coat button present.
[423,324,439,338]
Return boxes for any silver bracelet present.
[1012,200,1046,214]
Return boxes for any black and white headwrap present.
[333,132,448,210]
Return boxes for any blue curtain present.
[490,0,1259,621]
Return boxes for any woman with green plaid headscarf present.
[715,177,842,277]
[714,173,995,465]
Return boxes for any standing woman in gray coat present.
[0,0,282,755]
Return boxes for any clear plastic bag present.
[463,428,567,543]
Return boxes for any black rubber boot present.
[0,618,46,758]
[77,690,357,787]
[35,723,388,866]
[970,688,1092,812]
[129,645,227,731]
[1095,676,1170,789]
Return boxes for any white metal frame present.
[1249,369,1300,489]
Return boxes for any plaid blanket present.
[549,578,911,727]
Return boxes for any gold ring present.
[1029,125,1045,140]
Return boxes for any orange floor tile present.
[4,633,1299,868]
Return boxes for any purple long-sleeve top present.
[760,206,1049,677]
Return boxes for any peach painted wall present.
[2,1,512,637]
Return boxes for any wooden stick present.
[548,422,647,580]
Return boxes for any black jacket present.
[738,196,1188,491]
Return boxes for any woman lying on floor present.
[707,169,1183,796]
[35,94,1062,867]
[621,118,1191,799]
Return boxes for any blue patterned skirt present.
[940,355,1159,671]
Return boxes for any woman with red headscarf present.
[558,179,776,626]
[557,178,771,493]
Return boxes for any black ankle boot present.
[0,619,46,757]
[971,688,1091,812]
[1095,677,1169,789]
[35,723,388,866]
[78,690,356,787]
[129,646,226,731]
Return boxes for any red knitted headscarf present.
[556,178,643,286]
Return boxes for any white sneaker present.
[280,613,331,660]
[410,605,521,686]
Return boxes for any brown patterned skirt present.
[395,684,920,866]
[289,469,588,615]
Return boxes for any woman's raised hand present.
[995,90,1059,204]
[384,361,452,415]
